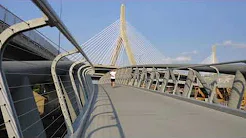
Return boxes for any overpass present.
[0,4,58,60]
[0,1,246,138]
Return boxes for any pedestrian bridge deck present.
[82,84,246,138]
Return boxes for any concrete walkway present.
[83,84,246,138]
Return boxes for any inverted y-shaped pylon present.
[111,4,136,66]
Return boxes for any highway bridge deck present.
[83,84,246,138]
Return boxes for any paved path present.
[83,84,246,138]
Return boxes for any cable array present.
[80,19,166,66]
[81,19,120,65]
[201,54,219,64]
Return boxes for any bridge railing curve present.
[99,61,246,113]
[0,1,95,138]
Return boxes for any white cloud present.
[181,50,198,55]
[163,56,191,64]
[216,40,246,48]
[162,50,197,64]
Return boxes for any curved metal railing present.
[0,1,95,138]
[99,60,246,112]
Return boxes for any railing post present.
[194,71,212,97]
[153,72,160,91]
[116,69,121,84]
[208,66,220,103]
[77,64,90,104]
[82,67,93,96]
[51,49,79,135]
[173,73,180,95]
[160,70,170,92]
[228,70,246,109]
[186,68,212,100]
[142,68,148,88]
[120,68,125,85]
[133,68,139,86]
[138,68,146,87]
[183,69,195,97]
[121,68,127,84]
[169,69,177,94]
[147,68,156,89]
[129,68,136,86]
[0,16,49,138]
[69,60,86,110]
[126,68,133,85]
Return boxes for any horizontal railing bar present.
[31,0,93,67]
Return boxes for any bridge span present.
[1,1,246,138]
[83,84,246,138]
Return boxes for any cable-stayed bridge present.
[81,5,166,67]
[0,1,246,138]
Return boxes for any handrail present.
[122,59,246,69]
[31,0,93,67]
[115,60,246,74]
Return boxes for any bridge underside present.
[3,42,47,61]
[83,84,246,138]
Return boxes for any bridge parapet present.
[0,0,95,138]
[99,60,246,113]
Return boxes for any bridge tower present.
[111,4,136,66]
[212,45,218,63]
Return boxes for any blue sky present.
[1,0,246,63]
